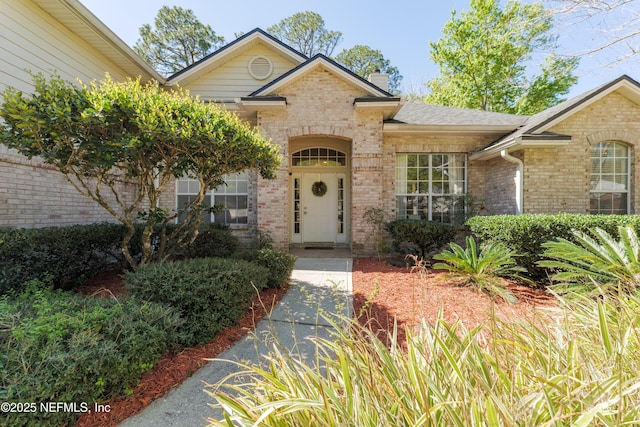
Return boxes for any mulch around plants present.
[352,257,557,346]
[73,270,288,427]
[72,258,556,426]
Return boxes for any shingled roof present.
[389,103,527,126]
[473,75,640,158]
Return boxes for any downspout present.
[500,149,523,214]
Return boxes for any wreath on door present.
[312,181,328,197]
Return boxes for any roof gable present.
[249,54,394,98]
[166,28,307,87]
[472,75,640,159]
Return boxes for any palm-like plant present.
[432,236,524,303]
[539,226,640,294]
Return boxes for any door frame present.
[288,139,351,245]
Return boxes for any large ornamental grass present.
[206,289,640,426]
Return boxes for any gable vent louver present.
[248,56,273,80]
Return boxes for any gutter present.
[500,149,523,214]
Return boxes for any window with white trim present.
[176,171,248,224]
[590,141,629,214]
[396,153,466,222]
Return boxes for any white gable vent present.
[248,55,273,80]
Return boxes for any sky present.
[78,0,640,98]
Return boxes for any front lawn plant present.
[432,235,524,303]
[206,289,640,426]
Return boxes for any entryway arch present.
[289,136,351,245]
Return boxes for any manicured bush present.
[235,248,296,288]
[182,223,240,259]
[466,214,640,279]
[385,219,457,257]
[125,257,270,347]
[0,223,128,295]
[0,281,183,427]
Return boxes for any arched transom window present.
[291,148,346,167]
[590,141,630,214]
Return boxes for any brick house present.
[3,0,640,252]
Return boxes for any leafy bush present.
[466,214,640,279]
[235,248,296,288]
[432,236,524,303]
[385,219,457,257]
[0,281,182,427]
[0,223,128,295]
[182,223,240,259]
[125,257,269,346]
[207,291,640,426]
[539,226,640,294]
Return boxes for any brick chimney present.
[368,69,389,92]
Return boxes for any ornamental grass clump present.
[205,290,640,426]
[432,235,525,303]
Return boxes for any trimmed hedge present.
[386,219,457,257]
[466,214,640,279]
[124,257,270,347]
[0,281,183,427]
[0,222,243,295]
[0,223,127,295]
[182,223,240,259]
[235,248,296,288]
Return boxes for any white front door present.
[302,173,337,243]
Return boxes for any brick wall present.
[484,153,519,214]
[522,92,640,214]
[256,66,382,250]
[0,147,138,228]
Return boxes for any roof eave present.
[251,55,393,98]
[470,135,573,160]
[237,96,287,111]
[34,0,164,83]
[166,29,307,86]
[383,123,519,136]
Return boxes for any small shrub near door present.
[125,257,270,347]
[235,248,297,288]
[385,219,457,257]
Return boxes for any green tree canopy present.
[425,0,579,114]
[267,11,342,57]
[133,6,225,76]
[0,74,280,267]
[335,45,403,94]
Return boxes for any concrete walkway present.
[119,257,352,427]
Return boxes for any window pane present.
[396,153,467,222]
[590,141,629,214]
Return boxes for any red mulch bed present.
[73,270,288,427]
[72,258,556,426]
[352,258,557,346]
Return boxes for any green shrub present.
[466,214,640,279]
[0,223,128,295]
[182,223,240,259]
[432,236,524,303]
[235,249,296,288]
[0,281,182,427]
[125,257,269,347]
[385,219,457,257]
